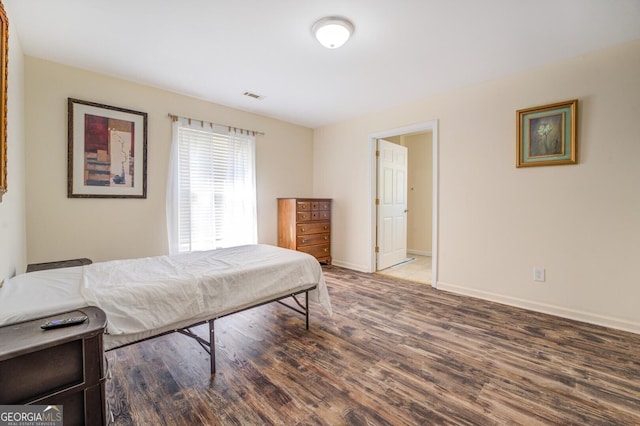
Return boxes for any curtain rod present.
[167,113,265,136]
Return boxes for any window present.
[167,118,257,254]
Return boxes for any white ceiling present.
[5,0,640,128]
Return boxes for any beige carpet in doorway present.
[376,255,431,284]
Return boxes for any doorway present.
[369,120,439,288]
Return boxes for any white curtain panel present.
[166,118,182,255]
[166,117,257,254]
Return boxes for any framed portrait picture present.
[516,99,577,168]
[68,98,148,198]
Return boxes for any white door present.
[377,139,408,270]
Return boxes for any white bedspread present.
[82,244,331,336]
[0,245,331,347]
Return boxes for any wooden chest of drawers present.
[278,198,332,264]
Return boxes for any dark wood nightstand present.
[26,258,93,273]
[0,306,107,425]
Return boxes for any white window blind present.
[167,118,257,253]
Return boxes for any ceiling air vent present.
[243,91,264,100]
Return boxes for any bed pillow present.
[0,266,86,327]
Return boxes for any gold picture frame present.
[0,1,8,201]
[516,99,578,168]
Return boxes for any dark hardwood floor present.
[106,265,640,425]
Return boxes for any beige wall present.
[314,39,640,333]
[25,57,313,263]
[405,132,432,254]
[0,15,26,282]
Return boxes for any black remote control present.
[41,315,88,330]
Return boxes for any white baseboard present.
[407,250,431,257]
[437,281,640,335]
[331,259,369,273]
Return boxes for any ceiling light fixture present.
[312,16,354,49]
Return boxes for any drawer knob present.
[302,239,308,243]
[302,214,307,219]
[324,236,328,240]
[301,228,305,232]
[323,226,328,230]
[324,248,328,252]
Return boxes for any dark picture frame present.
[68,98,148,198]
[516,99,578,167]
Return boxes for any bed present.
[0,244,332,373]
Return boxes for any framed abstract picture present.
[516,99,577,168]
[68,98,148,198]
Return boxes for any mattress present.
[0,244,331,350]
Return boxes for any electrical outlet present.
[533,267,545,282]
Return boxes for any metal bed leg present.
[113,287,316,375]
[305,290,310,330]
[209,319,216,375]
